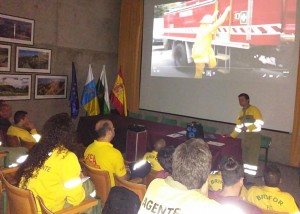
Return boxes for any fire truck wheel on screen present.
[172,42,188,69]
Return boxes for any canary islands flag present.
[81,64,100,116]
[110,68,127,116]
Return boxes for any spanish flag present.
[110,68,127,116]
[81,64,100,116]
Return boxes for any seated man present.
[0,102,12,133]
[138,138,222,214]
[143,138,166,171]
[84,119,130,186]
[246,164,299,213]
[156,145,175,179]
[7,111,39,143]
[209,157,262,214]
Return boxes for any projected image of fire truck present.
[161,0,296,73]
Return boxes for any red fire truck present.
[162,0,296,70]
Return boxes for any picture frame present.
[0,13,34,45]
[0,74,31,100]
[0,44,11,71]
[16,46,51,73]
[35,75,67,99]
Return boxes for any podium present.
[126,130,147,161]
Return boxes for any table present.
[77,114,242,170]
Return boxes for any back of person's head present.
[263,164,281,187]
[153,138,166,152]
[0,103,12,119]
[172,138,211,189]
[157,145,175,174]
[221,157,244,187]
[14,110,27,124]
[94,119,112,139]
[238,93,250,101]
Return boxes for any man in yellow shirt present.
[84,119,129,186]
[7,111,39,143]
[143,138,166,171]
[246,164,299,213]
[230,93,263,176]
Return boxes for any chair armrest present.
[55,198,98,214]
[130,177,143,184]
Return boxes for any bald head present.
[94,119,115,141]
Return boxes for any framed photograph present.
[0,44,11,71]
[0,14,34,45]
[16,46,51,73]
[35,75,67,99]
[0,74,31,100]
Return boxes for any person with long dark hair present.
[15,113,88,213]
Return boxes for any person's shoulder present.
[247,185,262,193]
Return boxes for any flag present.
[81,64,100,116]
[69,62,79,119]
[110,68,127,116]
[96,65,111,114]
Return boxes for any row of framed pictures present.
[0,74,67,100]
[0,44,51,73]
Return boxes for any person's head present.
[16,113,84,188]
[94,119,115,141]
[238,93,250,108]
[221,157,244,188]
[157,145,175,174]
[263,164,281,187]
[154,138,166,152]
[172,138,212,190]
[0,103,12,119]
[14,111,28,125]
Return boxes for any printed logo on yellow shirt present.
[141,197,181,214]
[256,194,283,206]
[41,165,51,172]
[85,154,100,169]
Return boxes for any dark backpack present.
[102,186,141,214]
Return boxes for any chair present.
[0,150,9,168]
[161,117,177,126]
[6,135,21,147]
[203,125,217,134]
[143,169,158,187]
[260,135,272,166]
[0,171,98,214]
[128,112,142,119]
[179,121,188,128]
[37,195,98,214]
[261,209,288,214]
[144,115,159,122]
[82,162,111,208]
[113,174,146,202]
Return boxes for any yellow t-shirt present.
[208,171,222,191]
[143,150,163,171]
[20,148,85,213]
[7,125,38,143]
[138,176,221,214]
[84,140,126,186]
[246,186,299,213]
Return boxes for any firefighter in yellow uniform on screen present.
[192,6,231,78]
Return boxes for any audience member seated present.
[246,164,299,213]
[15,113,95,213]
[138,138,223,214]
[143,138,166,171]
[84,119,130,186]
[209,157,262,214]
[156,145,175,179]
[7,111,39,143]
[0,101,12,133]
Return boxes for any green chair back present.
[161,118,177,126]
[179,121,188,128]
[128,112,142,119]
[203,126,217,134]
[144,115,159,122]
